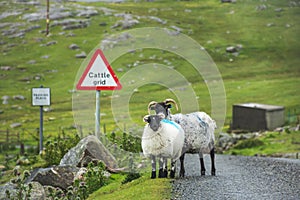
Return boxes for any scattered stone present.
[2,95,10,100]
[0,110,4,114]
[100,32,132,50]
[267,23,275,27]
[25,24,41,32]
[256,4,267,11]
[68,89,76,93]
[22,12,43,22]
[48,117,56,121]
[19,77,31,82]
[148,16,167,24]
[274,8,283,12]
[46,41,57,46]
[112,13,139,29]
[13,95,25,100]
[2,95,9,104]
[11,105,22,110]
[226,46,237,53]
[10,122,22,128]
[236,44,243,50]
[27,60,36,64]
[69,43,80,50]
[75,51,87,58]
[221,0,236,3]
[170,25,182,33]
[62,21,89,30]
[99,22,107,26]
[41,55,50,59]
[99,7,115,16]
[0,66,12,71]
[76,9,99,17]
[8,31,25,39]
[43,107,53,112]
[0,11,22,20]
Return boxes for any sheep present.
[142,113,185,178]
[148,99,216,177]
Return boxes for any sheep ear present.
[143,115,150,123]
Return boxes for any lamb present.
[142,113,185,178]
[148,99,216,177]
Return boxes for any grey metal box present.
[232,103,285,131]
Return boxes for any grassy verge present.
[88,173,171,200]
[226,130,300,157]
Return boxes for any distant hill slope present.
[0,0,299,135]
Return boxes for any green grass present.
[88,173,171,200]
[0,0,299,198]
[227,130,300,156]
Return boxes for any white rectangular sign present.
[32,88,51,106]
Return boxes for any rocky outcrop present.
[0,135,117,198]
[60,135,118,169]
[26,166,79,190]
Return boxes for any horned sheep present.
[148,99,216,177]
[142,113,185,178]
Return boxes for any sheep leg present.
[170,159,176,178]
[163,158,168,178]
[179,153,185,177]
[151,155,156,179]
[158,157,165,178]
[210,148,216,176]
[199,152,206,176]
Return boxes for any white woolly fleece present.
[142,120,185,161]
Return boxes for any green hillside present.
[1,0,299,199]
[1,0,299,137]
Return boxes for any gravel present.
[171,154,300,200]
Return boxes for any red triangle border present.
[76,49,122,90]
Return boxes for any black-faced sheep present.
[148,99,216,177]
[142,113,185,178]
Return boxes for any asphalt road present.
[171,154,300,200]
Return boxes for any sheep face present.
[148,102,171,118]
[143,113,165,131]
[148,99,178,118]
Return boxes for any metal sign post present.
[95,90,101,138]
[76,49,122,138]
[32,86,51,153]
[39,104,43,153]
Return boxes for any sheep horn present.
[147,101,157,114]
[164,98,178,111]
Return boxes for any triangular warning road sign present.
[76,49,122,90]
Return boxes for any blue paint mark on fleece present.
[161,119,180,130]
[196,115,208,128]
